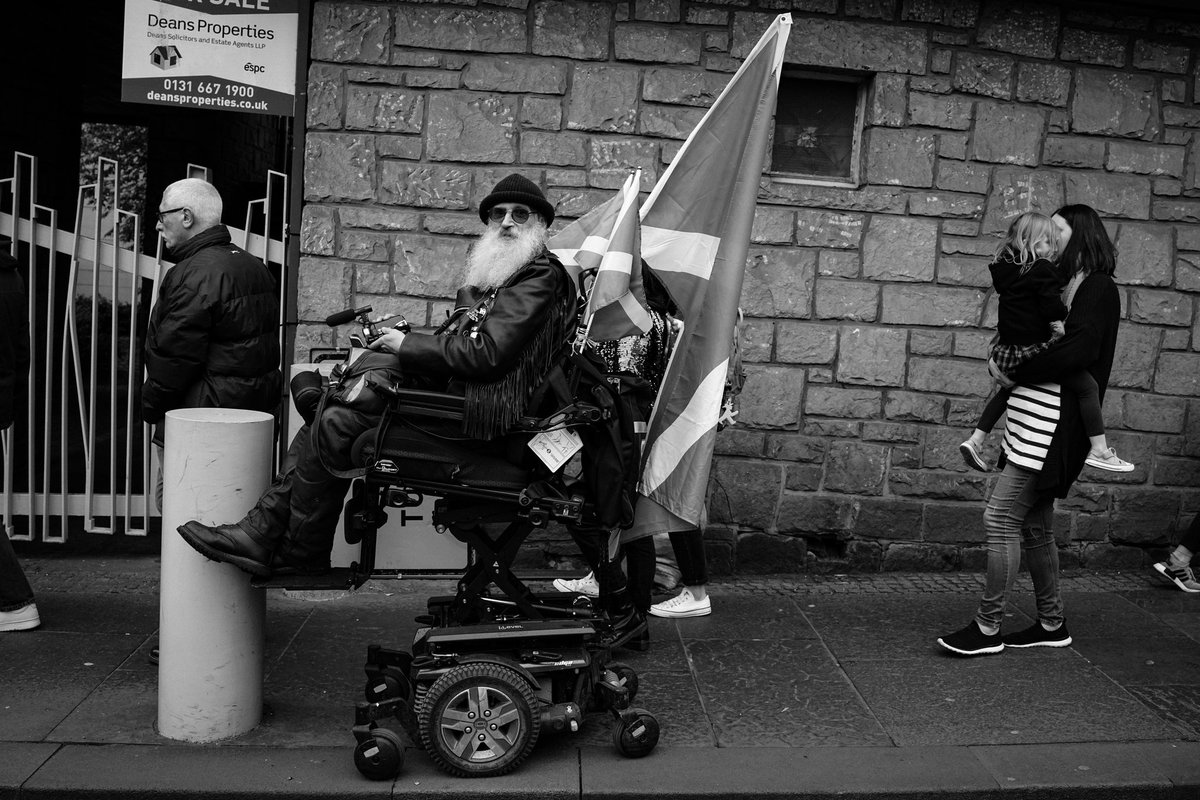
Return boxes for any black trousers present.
[566,526,655,613]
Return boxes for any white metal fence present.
[0,151,288,542]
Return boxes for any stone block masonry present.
[302,0,1200,574]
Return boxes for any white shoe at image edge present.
[0,602,40,632]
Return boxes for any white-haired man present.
[142,178,282,508]
[177,174,575,578]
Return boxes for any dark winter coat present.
[0,248,30,431]
[1012,271,1121,497]
[991,256,1068,346]
[142,225,281,444]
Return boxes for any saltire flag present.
[632,13,792,534]
[548,169,651,341]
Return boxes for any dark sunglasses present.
[488,206,531,224]
[156,207,187,223]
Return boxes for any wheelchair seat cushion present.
[353,420,534,491]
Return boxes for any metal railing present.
[0,151,288,542]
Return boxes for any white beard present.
[465,221,548,290]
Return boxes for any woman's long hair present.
[1055,204,1116,277]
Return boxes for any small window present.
[769,70,866,187]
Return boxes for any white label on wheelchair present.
[527,427,583,471]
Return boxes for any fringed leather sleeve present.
[397,253,574,439]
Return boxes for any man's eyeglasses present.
[156,207,187,223]
[488,206,531,224]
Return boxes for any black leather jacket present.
[142,225,281,442]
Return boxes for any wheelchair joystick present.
[326,305,410,348]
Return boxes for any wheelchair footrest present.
[251,568,361,590]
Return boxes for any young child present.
[959,211,1133,474]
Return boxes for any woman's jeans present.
[976,461,1064,630]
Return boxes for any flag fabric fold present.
[548,169,651,342]
[632,13,792,535]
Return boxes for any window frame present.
[766,67,869,190]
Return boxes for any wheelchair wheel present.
[612,707,659,759]
[354,727,405,780]
[364,667,412,705]
[417,662,539,778]
[608,662,638,706]
[590,661,639,712]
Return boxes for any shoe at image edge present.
[0,602,40,632]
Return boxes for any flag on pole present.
[549,170,651,341]
[633,13,792,533]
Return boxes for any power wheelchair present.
[273,306,663,780]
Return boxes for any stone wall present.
[300,0,1200,573]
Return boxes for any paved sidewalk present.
[2,555,1200,799]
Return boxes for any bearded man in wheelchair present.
[177,173,664,649]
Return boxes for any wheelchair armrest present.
[367,379,465,421]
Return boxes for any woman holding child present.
[938,204,1126,656]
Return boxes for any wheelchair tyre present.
[612,707,659,759]
[417,662,539,778]
[364,668,412,705]
[354,727,405,780]
[608,662,638,706]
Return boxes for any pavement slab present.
[0,632,137,741]
[845,650,1180,746]
[5,557,1200,799]
[970,741,1200,797]
[0,743,58,800]
[580,745,1002,800]
[683,638,891,747]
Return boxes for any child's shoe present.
[959,440,989,472]
[1084,448,1134,473]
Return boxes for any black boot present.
[177,520,272,577]
[604,586,649,652]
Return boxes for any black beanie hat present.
[479,173,555,226]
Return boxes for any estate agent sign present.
[121,0,298,117]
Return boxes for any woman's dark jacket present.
[0,248,30,431]
[1012,271,1121,497]
[991,256,1067,345]
[142,225,281,443]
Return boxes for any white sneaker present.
[1085,447,1134,473]
[649,587,711,618]
[0,602,40,632]
[552,572,599,597]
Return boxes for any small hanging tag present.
[527,428,583,471]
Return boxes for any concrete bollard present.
[157,408,274,742]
